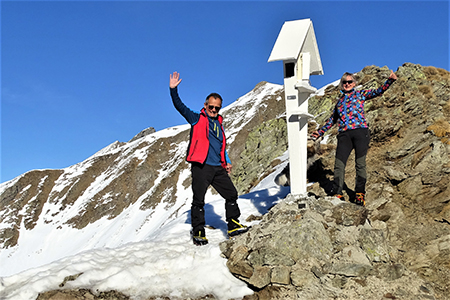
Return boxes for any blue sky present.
[1,0,449,183]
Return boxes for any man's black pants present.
[333,128,370,195]
[191,163,240,233]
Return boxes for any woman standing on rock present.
[311,70,397,206]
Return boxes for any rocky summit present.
[1,63,450,300]
[222,63,450,300]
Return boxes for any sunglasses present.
[342,80,354,85]
[208,105,221,111]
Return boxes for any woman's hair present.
[339,72,357,90]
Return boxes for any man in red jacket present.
[169,72,248,245]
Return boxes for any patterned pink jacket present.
[318,78,396,136]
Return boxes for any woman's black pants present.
[333,128,370,195]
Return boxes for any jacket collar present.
[200,108,222,121]
[340,89,355,95]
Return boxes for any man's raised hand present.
[170,72,182,88]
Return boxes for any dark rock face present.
[232,118,288,194]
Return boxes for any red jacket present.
[187,108,227,169]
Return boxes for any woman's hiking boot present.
[334,194,345,201]
[355,193,366,206]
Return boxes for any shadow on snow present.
[184,185,290,238]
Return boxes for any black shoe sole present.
[190,229,208,246]
[228,226,250,238]
[193,239,209,246]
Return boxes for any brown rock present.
[249,266,272,289]
[331,202,368,226]
[271,265,291,285]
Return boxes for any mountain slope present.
[0,82,285,277]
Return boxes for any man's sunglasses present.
[208,105,221,111]
[342,80,354,85]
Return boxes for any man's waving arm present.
[169,72,199,125]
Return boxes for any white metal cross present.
[268,19,323,196]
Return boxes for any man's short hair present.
[205,93,223,106]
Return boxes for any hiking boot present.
[191,228,208,246]
[355,193,365,206]
[333,194,345,201]
[227,219,249,238]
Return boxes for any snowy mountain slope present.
[1,125,191,275]
[220,82,284,144]
[0,155,290,300]
[0,82,285,279]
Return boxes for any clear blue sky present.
[1,0,449,183]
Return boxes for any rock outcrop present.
[221,196,438,299]
[128,127,156,143]
[232,118,288,194]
